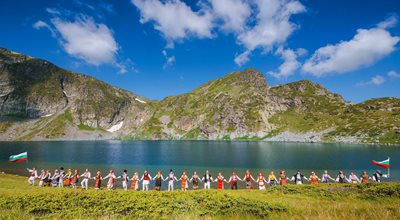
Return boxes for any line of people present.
[26,168,389,191]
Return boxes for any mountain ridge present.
[0,48,399,144]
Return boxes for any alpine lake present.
[0,140,398,189]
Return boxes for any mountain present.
[0,48,399,144]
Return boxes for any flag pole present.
[388,157,390,177]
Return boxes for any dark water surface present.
[0,141,398,189]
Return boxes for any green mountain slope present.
[0,48,399,144]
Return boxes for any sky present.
[0,0,399,103]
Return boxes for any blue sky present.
[0,0,399,103]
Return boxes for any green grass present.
[0,121,13,133]
[0,174,399,219]
[77,123,96,131]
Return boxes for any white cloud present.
[51,16,118,66]
[267,47,306,79]
[33,20,49,29]
[162,50,175,69]
[234,50,251,66]
[388,70,400,78]
[303,17,400,77]
[357,75,385,86]
[377,15,398,29]
[132,0,214,47]
[371,75,385,85]
[209,0,251,32]
[236,0,305,62]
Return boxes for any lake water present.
[0,141,398,189]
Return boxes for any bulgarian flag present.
[9,152,28,163]
[371,157,390,169]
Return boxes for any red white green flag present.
[371,157,390,169]
[9,152,28,163]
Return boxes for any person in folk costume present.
[360,170,370,183]
[243,169,256,189]
[70,169,79,189]
[279,170,289,185]
[80,169,91,190]
[26,168,37,186]
[130,172,140,190]
[309,171,320,185]
[267,171,278,186]
[58,167,65,188]
[104,170,117,190]
[118,170,129,191]
[335,170,348,183]
[348,171,360,184]
[372,170,389,182]
[140,170,152,191]
[64,169,72,186]
[214,172,228,190]
[38,169,46,187]
[51,169,60,187]
[43,170,52,187]
[179,171,189,191]
[290,170,308,184]
[165,169,179,191]
[227,171,242,190]
[189,171,202,190]
[202,170,213,189]
[153,170,164,191]
[321,170,335,183]
[93,171,103,190]
[256,172,267,190]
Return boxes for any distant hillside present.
[0,48,399,144]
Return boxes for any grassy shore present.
[0,174,399,219]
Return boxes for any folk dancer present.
[140,170,152,191]
[165,169,178,191]
[227,172,242,190]
[26,168,37,186]
[189,171,202,190]
[243,170,256,189]
[202,170,213,189]
[80,169,91,190]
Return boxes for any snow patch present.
[107,121,123,133]
[42,114,53,117]
[135,98,146,104]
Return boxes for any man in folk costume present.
[58,167,65,188]
[104,170,117,190]
[80,169,91,190]
[228,171,242,190]
[51,169,60,187]
[118,170,129,191]
[38,169,46,187]
[165,169,178,191]
[26,168,37,186]
[290,170,308,184]
[140,170,152,191]
[372,170,389,182]
[202,170,213,189]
